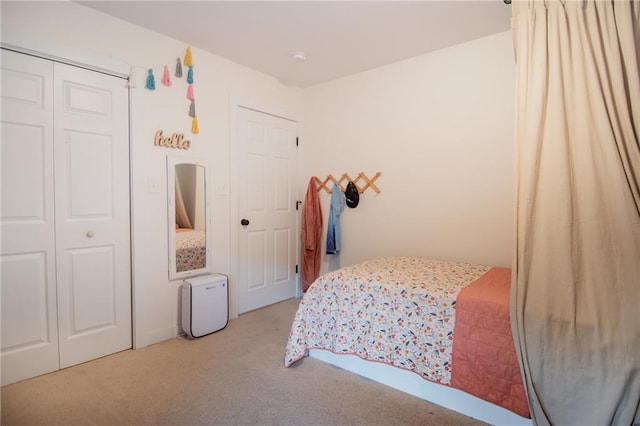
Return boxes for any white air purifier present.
[181,274,228,338]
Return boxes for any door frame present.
[1,32,144,349]
[229,97,301,319]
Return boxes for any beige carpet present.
[1,297,485,426]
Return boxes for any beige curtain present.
[511,1,640,424]
[175,174,193,229]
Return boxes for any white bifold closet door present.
[0,49,131,386]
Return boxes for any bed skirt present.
[309,348,531,426]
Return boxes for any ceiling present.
[78,1,512,88]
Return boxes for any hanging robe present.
[325,184,345,255]
[302,178,322,292]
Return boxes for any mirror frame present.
[167,156,211,281]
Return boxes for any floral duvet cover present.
[284,256,490,385]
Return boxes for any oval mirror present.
[167,156,211,280]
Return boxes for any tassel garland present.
[161,65,172,86]
[186,47,197,134]
[140,46,201,138]
[175,57,183,78]
[191,116,199,134]
[145,68,155,90]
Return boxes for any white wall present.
[301,31,515,271]
[1,1,304,347]
[2,2,515,350]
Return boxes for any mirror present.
[167,156,211,280]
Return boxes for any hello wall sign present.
[154,130,190,150]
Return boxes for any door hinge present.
[295,265,299,274]
[296,137,299,147]
[296,200,302,210]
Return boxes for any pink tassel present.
[187,84,194,100]
[161,65,172,86]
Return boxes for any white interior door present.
[237,107,298,314]
[1,50,60,385]
[0,49,131,385]
[53,62,131,368]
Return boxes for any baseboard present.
[145,326,177,346]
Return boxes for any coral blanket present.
[451,267,530,418]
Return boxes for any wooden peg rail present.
[314,172,382,194]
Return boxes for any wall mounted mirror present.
[167,156,211,280]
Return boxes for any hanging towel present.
[326,184,345,255]
[302,177,323,292]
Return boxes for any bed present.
[175,228,206,272]
[284,257,531,425]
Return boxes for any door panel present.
[247,231,266,290]
[274,228,291,282]
[1,124,48,222]
[67,246,116,334]
[66,131,114,216]
[54,62,131,368]
[238,107,297,313]
[0,252,59,383]
[0,50,59,385]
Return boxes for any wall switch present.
[215,184,229,196]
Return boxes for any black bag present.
[345,181,360,208]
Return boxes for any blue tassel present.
[187,66,194,84]
[145,69,156,90]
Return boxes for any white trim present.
[129,87,146,349]
[228,96,301,318]
[166,156,212,281]
[309,349,532,426]
[146,326,177,346]
[1,31,129,78]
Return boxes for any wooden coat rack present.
[314,172,382,194]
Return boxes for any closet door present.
[54,62,132,368]
[1,49,132,385]
[0,50,60,384]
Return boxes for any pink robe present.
[302,178,322,292]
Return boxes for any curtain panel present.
[511,0,640,424]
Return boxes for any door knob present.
[240,219,250,226]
